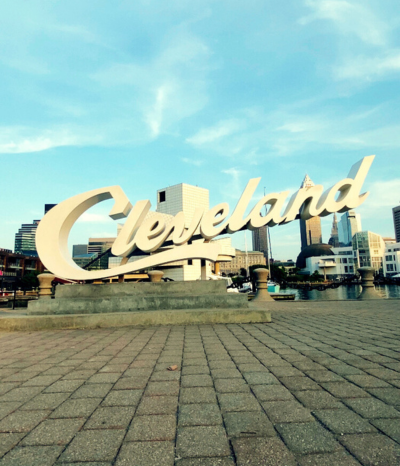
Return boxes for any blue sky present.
[1,0,400,261]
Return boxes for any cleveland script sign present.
[36,155,374,280]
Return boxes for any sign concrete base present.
[24,281,273,329]
[0,308,271,331]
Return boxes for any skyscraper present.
[252,226,269,261]
[338,210,362,246]
[14,204,57,257]
[299,174,322,250]
[328,213,340,247]
[393,205,400,243]
[14,220,40,256]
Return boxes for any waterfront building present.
[352,231,385,273]
[252,226,269,261]
[299,175,322,250]
[338,210,362,246]
[0,249,44,290]
[219,250,266,276]
[297,244,355,279]
[393,205,400,243]
[383,241,400,277]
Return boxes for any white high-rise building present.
[156,183,211,281]
[338,210,362,246]
[157,183,209,227]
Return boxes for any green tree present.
[21,271,40,289]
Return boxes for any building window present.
[188,259,193,265]
[159,191,166,203]
[387,264,394,272]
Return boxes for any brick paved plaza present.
[0,302,399,465]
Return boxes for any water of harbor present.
[279,284,400,300]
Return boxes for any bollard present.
[37,273,55,299]
[251,268,274,303]
[357,267,381,300]
[148,270,164,283]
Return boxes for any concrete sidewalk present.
[0,302,398,465]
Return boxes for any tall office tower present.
[252,226,269,261]
[44,204,56,214]
[299,174,322,250]
[338,210,362,246]
[393,205,400,242]
[14,220,40,256]
[328,213,340,247]
[156,183,209,226]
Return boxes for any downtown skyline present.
[1,1,400,261]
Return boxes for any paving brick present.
[279,376,322,391]
[262,400,314,424]
[144,381,179,396]
[218,393,261,412]
[343,398,400,419]
[21,418,84,445]
[84,406,136,429]
[305,370,345,383]
[113,376,149,390]
[20,392,70,410]
[102,389,143,407]
[232,437,296,466]
[242,372,279,385]
[340,433,400,466]
[178,403,222,426]
[180,387,217,404]
[0,445,63,466]
[150,369,181,381]
[276,422,340,454]
[293,390,343,410]
[367,387,400,407]
[136,395,178,415]
[314,408,377,434]
[87,373,121,384]
[223,411,275,438]
[50,398,101,418]
[297,450,362,466]
[175,458,235,466]
[211,369,243,379]
[43,379,84,393]
[71,383,113,399]
[126,415,176,441]
[0,386,43,402]
[252,384,294,402]
[59,429,124,462]
[0,433,24,457]
[344,374,390,388]
[176,426,230,458]
[181,375,213,387]
[320,382,371,399]
[214,378,249,393]
[371,418,400,443]
[0,409,49,433]
[115,440,174,466]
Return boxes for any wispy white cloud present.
[181,157,203,166]
[299,0,388,46]
[93,32,211,139]
[357,179,400,219]
[0,127,80,154]
[186,119,245,145]
[334,51,400,81]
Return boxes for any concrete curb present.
[0,308,272,331]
